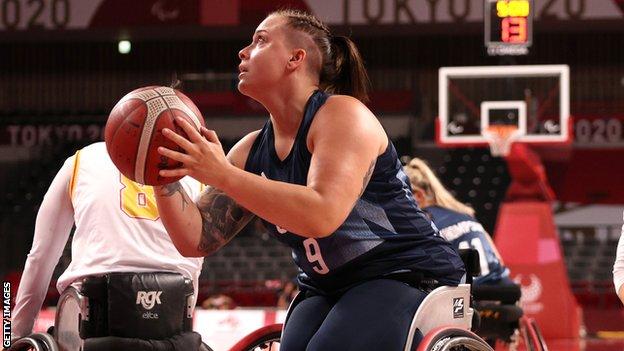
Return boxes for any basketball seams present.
[134,88,177,184]
[126,89,160,103]
[154,87,176,96]
[163,95,202,130]
[136,98,168,184]
[106,86,202,186]
[109,99,145,146]
[108,100,145,179]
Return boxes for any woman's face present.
[238,15,293,96]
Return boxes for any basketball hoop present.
[483,125,522,157]
[437,65,570,154]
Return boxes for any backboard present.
[437,65,570,154]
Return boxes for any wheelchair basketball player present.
[153,9,466,351]
[405,157,524,345]
[9,142,206,350]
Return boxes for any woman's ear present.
[287,48,306,70]
[413,188,428,206]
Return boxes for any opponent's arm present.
[155,131,258,257]
[12,156,75,338]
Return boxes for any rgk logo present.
[136,291,162,310]
[452,297,464,319]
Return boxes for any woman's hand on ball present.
[158,117,232,188]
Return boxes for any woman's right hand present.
[158,117,235,189]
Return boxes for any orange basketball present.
[104,86,205,185]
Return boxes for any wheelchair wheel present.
[7,333,59,351]
[200,341,216,351]
[519,316,547,351]
[417,327,494,351]
[30,333,59,351]
[7,337,44,351]
[228,323,282,351]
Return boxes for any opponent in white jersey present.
[614,211,624,305]
[11,142,205,338]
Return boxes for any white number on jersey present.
[120,175,159,220]
[458,238,490,276]
[303,238,330,274]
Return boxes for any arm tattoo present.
[196,187,255,255]
[359,159,376,197]
[159,182,190,211]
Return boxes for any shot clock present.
[485,0,533,56]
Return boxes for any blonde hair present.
[405,157,475,217]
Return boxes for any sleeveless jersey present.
[244,91,465,294]
[424,206,510,285]
[59,142,204,301]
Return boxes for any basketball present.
[104,86,205,186]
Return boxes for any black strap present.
[383,271,440,291]
[83,331,202,351]
[473,283,521,304]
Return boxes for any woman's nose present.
[238,46,249,60]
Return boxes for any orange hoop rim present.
[483,125,523,157]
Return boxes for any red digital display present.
[502,17,527,43]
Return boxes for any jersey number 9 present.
[303,238,330,274]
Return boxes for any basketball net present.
[483,125,522,157]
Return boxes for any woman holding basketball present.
[155,9,464,350]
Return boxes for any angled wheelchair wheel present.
[228,323,282,351]
[7,337,44,351]
[7,333,59,351]
[519,316,547,351]
[416,327,494,351]
[30,333,59,351]
[200,341,216,351]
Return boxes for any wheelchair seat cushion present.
[107,272,192,339]
[78,272,194,340]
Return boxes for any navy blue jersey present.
[244,91,465,294]
[424,206,510,285]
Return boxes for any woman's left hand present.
[158,117,233,188]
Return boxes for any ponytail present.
[322,35,371,103]
[273,9,371,103]
[405,158,476,217]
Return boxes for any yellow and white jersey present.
[13,142,206,338]
[60,142,204,293]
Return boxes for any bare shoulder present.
[227,129,262,169]
[320,94,371,116]
[309,94,386,153]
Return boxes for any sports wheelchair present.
[8,254,547,351]
[472,283,548,351]
[228,249,548,351]
[7,272,213,351]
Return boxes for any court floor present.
[545,338,624,351]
